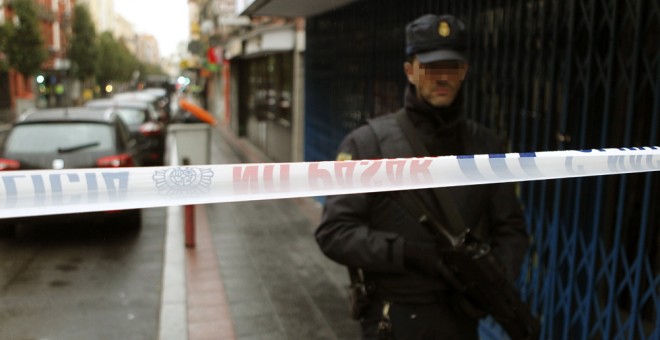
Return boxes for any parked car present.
[114,91,170,123]
[86,98,166,166]
[142,87,167,98]
[0,107,142,236]
[141,87,173,119]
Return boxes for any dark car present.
[86,98,166,166]
[0,107,142,236]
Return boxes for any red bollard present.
[182,158,196,248]
[185,205,195,248]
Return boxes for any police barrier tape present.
[1,147,659,219]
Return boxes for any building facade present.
[76,0,113,33]
[0,0,76,122]
[136,34,159,65]
[192,0,304,163]
[223,18,304,162]
[77,0,138,56]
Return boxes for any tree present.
[96,32,123,86]
[115,40,139,82]
[68,4,98,81]
[96,32,140,87]
[0,24,10,72]
[5,0,47,77]
[140,62,166,78]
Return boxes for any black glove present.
[403,240,443,276]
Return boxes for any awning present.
[240,0,357,18]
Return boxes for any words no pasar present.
[231,149,660,194]
[232,158,436,194]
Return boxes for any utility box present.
[167,123,211,165]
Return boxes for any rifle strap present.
[393,111,470,243]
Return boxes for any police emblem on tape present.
[153,167,214,196]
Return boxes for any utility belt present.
[348,268,455,320]
[349,281,481,340]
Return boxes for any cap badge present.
[438,21,451,37]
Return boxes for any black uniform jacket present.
[315,86,530,304]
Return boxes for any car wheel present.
[126,209,142,231]
[14,222,34,240]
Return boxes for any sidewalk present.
[162,124,361,339]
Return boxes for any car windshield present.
[115,108,147,125]
[5,123,115,153]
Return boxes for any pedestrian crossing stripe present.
[0,147,658,219]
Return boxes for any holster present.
[348,267,374,320]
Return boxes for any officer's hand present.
[403,240,443,276]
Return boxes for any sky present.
[113,0,190,58]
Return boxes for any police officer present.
[315,14,530,340]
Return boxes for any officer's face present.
[404,57,468,108]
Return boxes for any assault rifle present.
[395,189,541,340]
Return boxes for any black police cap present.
[405,14,468,63]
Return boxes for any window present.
[116,108,147,125]
[246,53,294,125]
[6,123,114,153]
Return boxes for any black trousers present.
[360,300,479,340]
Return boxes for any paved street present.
[195,125,361,339]
[0,208,167,339]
